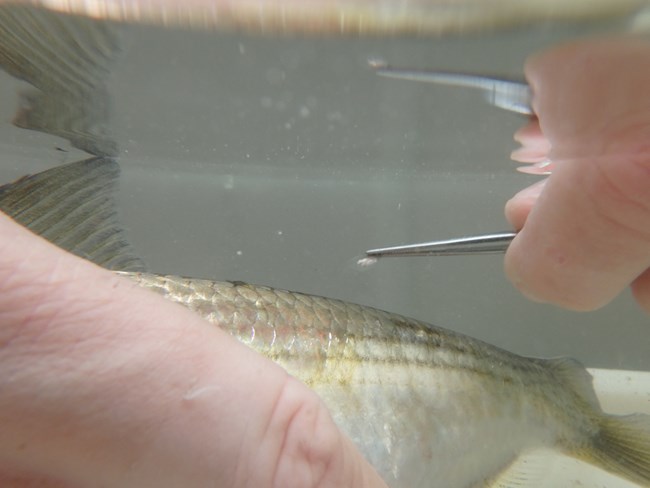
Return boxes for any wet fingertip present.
[511,148,539,163]
[513,178,549,199]
[516,160,554,175]
[505,178,548,227]
[631,270,650,315]
[502,201,519,222]
[503,237,549,305]
[523,51,547,90]
[505,242,614,312]
[510,279,549,305]
[510,149,549,164]
[513,118,543,140]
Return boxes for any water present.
[0,5,647,371]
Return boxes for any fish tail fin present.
[544,358,650,485]
[581,413,650,486]
[0,157,146,272]
[1,5,121,156]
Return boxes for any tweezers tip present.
[364,232,517,258]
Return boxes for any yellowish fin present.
[582,414,650,486]
[0,158,144,271]
[547,358,650,486]
[0,5,121,156]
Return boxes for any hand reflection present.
[507,37,650,314]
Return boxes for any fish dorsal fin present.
[544,357,600,410]
[0,157,146,272]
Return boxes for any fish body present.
[124,272,602,487]
[1,158,650,487]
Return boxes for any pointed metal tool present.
[365,232,517,258]
[364,60,526,260]
[370,60,532,115]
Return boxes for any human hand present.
[0,213,387,488]
[505,37,650,314]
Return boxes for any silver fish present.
[1,158,650,488]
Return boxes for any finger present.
[504,37,650,311]
[511,120,555,174]
[504,152,650,311]
[0,213,387,488]
[504,178,548,230]
[631,268,650,314]
[525,36,650,161]
[511,119,550,163]
[0,471,70,487]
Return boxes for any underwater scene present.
[0,2,649,487]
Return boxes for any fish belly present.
[283,361,556,488]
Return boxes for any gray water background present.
[0,11,647,369]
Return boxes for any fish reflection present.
[1,158,649,488]
[0,5,121,156]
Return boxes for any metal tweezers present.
[365,232,516,258]
[370,60,533,115]
[364,62,530,258]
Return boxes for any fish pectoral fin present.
[0,157,146,272]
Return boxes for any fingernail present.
[516,159,554,175]
[511,147,549,163]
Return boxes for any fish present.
[1,157,650,488]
